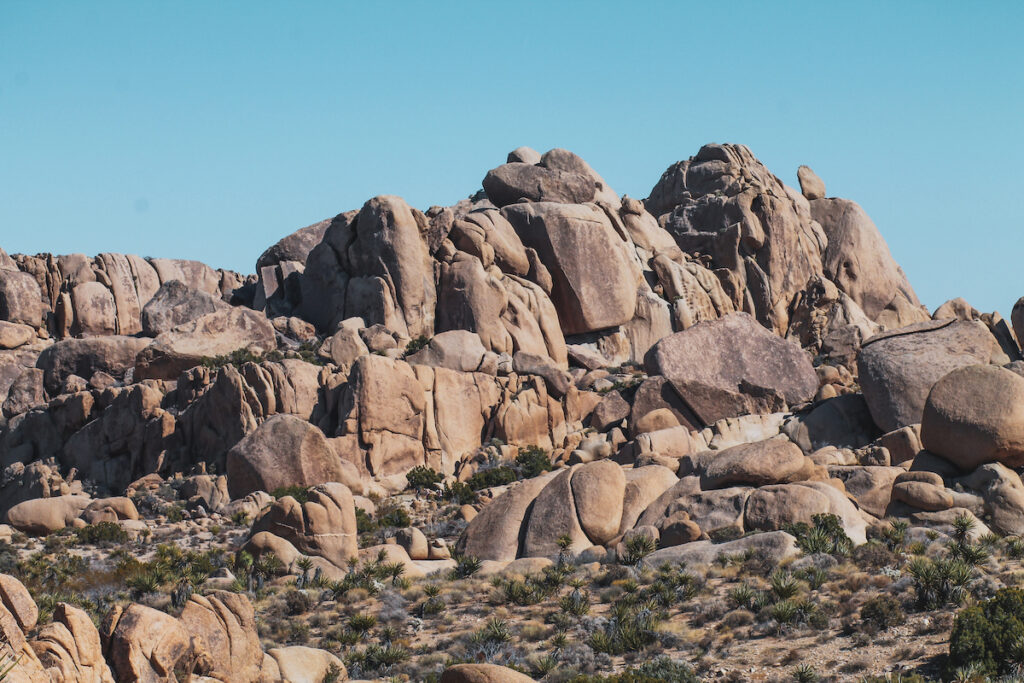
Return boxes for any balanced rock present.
[920,364,1024,470]
[647,313,818,426]
[226,414,344,499]
[858,319,999,433]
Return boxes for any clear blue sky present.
[2,2,1021,315]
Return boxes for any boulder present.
[70,282,117,336]
[521,467,591,558]
[395,527,429,561]
[743,484,833,533]
[502,202,638,335]
[318,325,368,374]
[920,364,1024,470]
[0,270,44,327]
[797,165,825,200]
[456,473,558,561]
[179,591,262,682]
[617,465,679,534]
[36,336,152,395]
[667,487,751,536]
[809,197,924,324]
[570,460,625,545]
[827,466,902,518]
[512,352,571,398]
[642,530,798,569]
[103,604,192,683]
[0,322,34,350]
[483,162,596,207]
[647,313,817,426]
[250,483,358,568]
[2,367,45,417]
[260,646,346,683]
[441,663,536,683]
[141,280,229,337]
[6,495,91,535]
[135,307,277,380]
[256,219,330,273]
[33,602,115,683]
[406,330,495,374]
[226,414,344,499]
[783,394,879,453]
[958,463,1024,536]
[857,319,998,432]
[591,391,629,431]
[699,436,810,488]
[351,355,426,476]
[891,480,954,512]
[0,574,38,631]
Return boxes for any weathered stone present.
[179,591,262,682]
[648,313,817,426]
[250,483,358,568]
[141,280,229,337]
[33,602,115,683]
[858,319,998,432]
[700,436,809,488]
[570,460,625,545]
[260,646,346,683]
[226,414,343,499]
[920,364,1024,470]
[0,270,44,327]
[797,165,825,200]
[36,336,151,395]
[104,603,192,682]
[5,495,91,535]
[502,202,638,335]
[642,530,798,568]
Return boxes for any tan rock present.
[441,662,536,683]
[104,603,192,682]
[797,165,825,200]
[634,408,681,435]
[259,646,346,683]
[457,472,555,562]
[921,364,1024,470]
[33,602,115,683]
[0,574,37,631]
[892,480,954,511]
[179,591,262,682]
[6,496,91,535]
[226,414,344,499]
[700,436,809,488]
[396,527,429,561]
[250,483,357,569]
[0,321,34,350]
[570,460,625,545]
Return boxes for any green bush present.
[784,513,852,556]
[515,445,553,479]
[949,587,1024,676]
[465,465,517,491]
[860,594,905,631]
[402,335,430,358]
[272,485,311,503]
[439,480,476,505]
[74,521,129,545]
[908,556,972,610]
[405,466,443,491]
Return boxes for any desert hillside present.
[2,144,1023,682]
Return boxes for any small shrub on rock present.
[405,466,444,491]
[784,513,852,556]
[74,521,129,545]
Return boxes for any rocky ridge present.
[1,144,1022,681]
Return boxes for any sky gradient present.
[2,1,1022,315]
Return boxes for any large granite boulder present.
[921,364,1024,470]
[225,414,344,499]
[250,483,358,569]
[134,306,276,380]
[141,280,229,336]
[36,336,152,395]
[0,269,44,327]
[858,319,999,432]
[502,202,638,335]
[647,312,817,426]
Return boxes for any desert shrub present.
[860,595,906,631]
[908,556,973,610]
[295,340,324,365]
[784,513,852,556]
[376,504,411,529]
[354,508,376,534]
[466,465,517,491]
[402,335,430,358]
[405,466,443,491]
[852,541,897,569]
[515,445,553,479]
[271,485,311,503]
[201,348,266,369]
[620,533,657,565]
[74,521,129,545]
[566,655,697,682]
[439,480,476,505]
[707,526,743,542]
[451,554,482,579]
[284,589,311,615]
[949,587,1024,676]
